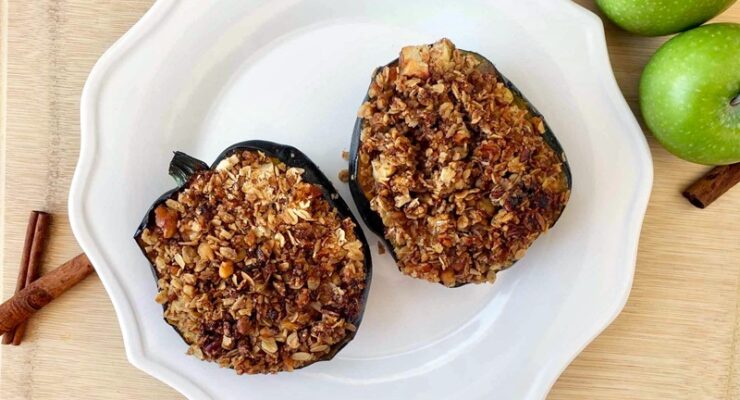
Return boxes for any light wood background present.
[1,1,739,399]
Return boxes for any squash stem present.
[169,152,208,186]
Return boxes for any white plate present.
[69,1,653,399]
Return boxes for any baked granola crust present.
[138,150,367,374]
[356,39,570,287]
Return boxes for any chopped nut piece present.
[181,246,196,264]
[371,156,396,184]
[399,45,430,79]
[377,242,386,255]
[341,150,350,160]
[154,205,178,239]
[219,247,237,260]
[307,276,320,291]
[216,154,239,171]
[486,269,497,283]
[165,199,185,213]
[338,169,350,183]
[440,270,456,287]
[236,317,251,335]
[197,242,214,260]
[154,290,168,304]
[219,261,234,279]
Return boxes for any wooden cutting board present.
[1,1,739,399]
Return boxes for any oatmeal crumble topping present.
[356,39,570,287]
[138,150,367,374]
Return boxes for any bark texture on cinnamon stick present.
[683,163,740,209]
[0,253,94,336]
[12,212,51,345]
[2,211,43,345]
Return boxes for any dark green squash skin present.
[349,50,572,287]
[134,140,372,368]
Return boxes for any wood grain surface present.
[1,1,739,399]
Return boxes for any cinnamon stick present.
[683,163,740,209]
[12,212,51,345]
[2,211,40,345]
[0,253,94,336]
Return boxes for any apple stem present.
[732,94,740,107]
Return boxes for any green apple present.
[640,23,740,165]
[596,0,737,36]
